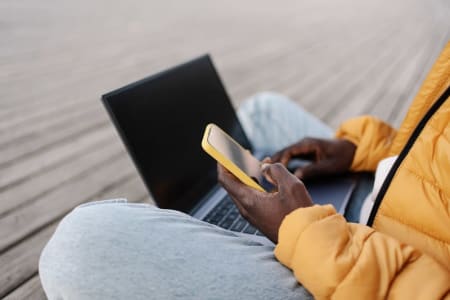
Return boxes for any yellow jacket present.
[275,42,450,299]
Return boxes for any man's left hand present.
[217,163,313,243]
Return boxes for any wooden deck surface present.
[1,0,449,298]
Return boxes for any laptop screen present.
[102,55,252,213]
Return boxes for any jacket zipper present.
[367,85,450,226]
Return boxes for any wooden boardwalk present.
[1,0,449,298]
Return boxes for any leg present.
[237,91,333,154]
[39,200,313,300]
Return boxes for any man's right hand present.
[271,138,356,180]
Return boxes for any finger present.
[228,193,250,220]
[261,162,270,172]
[261,157,272,164]
[272,139,318,166]
[261,163,276,185]
[291,139,319,158]
[271,148,294,166]
[217,163,260,206]
[294,160,334,180]
[262,163,300,188]
[279,150,293,166]
[217,163,232,178]
[270,150,283,163]
[217,164,243,197]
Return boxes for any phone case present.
[201,123,265,192]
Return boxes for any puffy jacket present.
[274,41,450,299]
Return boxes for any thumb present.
[263,163,299,187]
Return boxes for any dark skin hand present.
[218,163,313,243]
[271,138,356,180]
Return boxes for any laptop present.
[101,55,355,245]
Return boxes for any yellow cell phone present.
[201,123,266,192]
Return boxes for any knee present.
[238,92,301,122]
[39,199,140,297]
[39,199,143,268]
[241,91,294,111]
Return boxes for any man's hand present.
[271,138,356,180]
[217,163,313,243]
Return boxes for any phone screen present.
[207,125,265,186]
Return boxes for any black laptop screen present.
[102,56,252,213]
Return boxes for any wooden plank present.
[0,138,122,216]
[326,19,447,127]
[0,12,266,115]
[0,100,99,147]
[225,18,395,102]
[228,39,327,102]
[229,27,384,103]
[0,46,158,115]
[0,124,115,190]
[3,275,46,300]
[369,41,431,125]
[274,22,398,112]
[0,96,94,132]
[0,223,56,298]
[389,30,450,126]
[319,26,418,126]
[0,107,108,167]
[306,28,402,115]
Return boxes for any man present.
[40,42,450,299]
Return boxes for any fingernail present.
[262,157,272,163]
[294,170,303,178]
[261,163,270,172]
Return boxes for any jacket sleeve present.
[335,116,396,172]
[274,205,450,300]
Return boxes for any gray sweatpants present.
[39,92,334,299]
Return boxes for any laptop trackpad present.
[305,177,355,214]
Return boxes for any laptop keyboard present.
[204,195,263,236]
